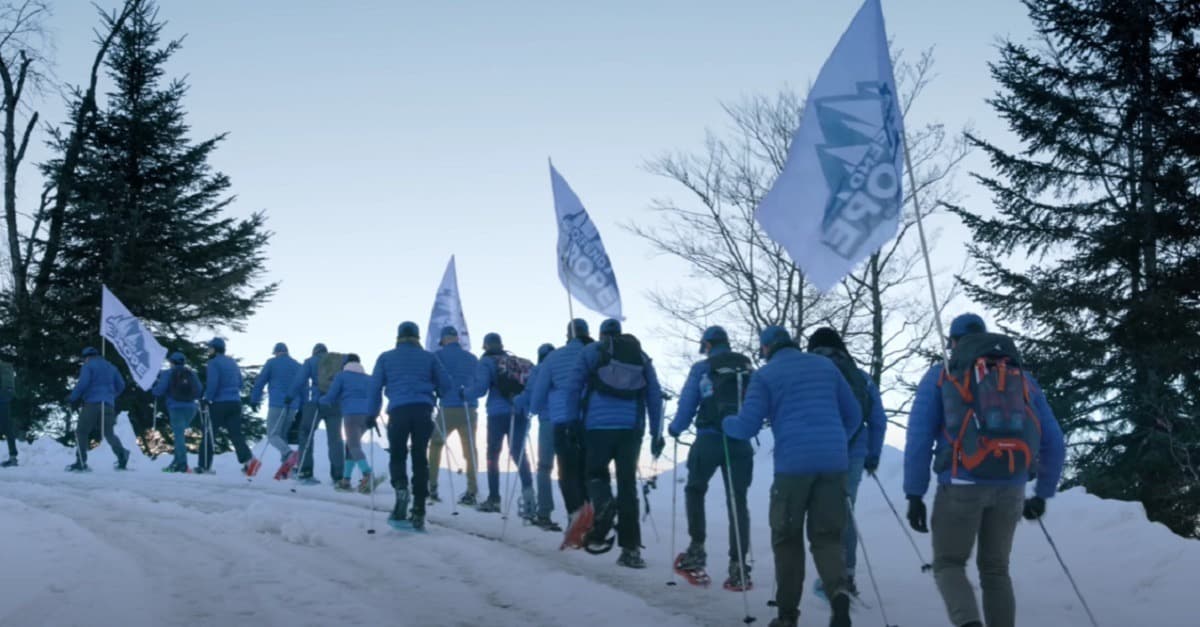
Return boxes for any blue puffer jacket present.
[722,347,860,476]
[513,364,540,416]
[669,344,743,438]
[321,366,373,416]
[468,352,517,417]
[69,357,126,405]
[573,341,665,436]
[432,343,478,408]
[251,354,301,409]
[529,338,589,425]
[849,368,887,462]
[204,354,243,403]
[904,364,1066,500]
[369,342,449,414]
[152,366,202,410]
[289,355,322,404]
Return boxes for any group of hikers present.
[0,311,1066,627]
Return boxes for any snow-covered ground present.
[1,413,1195,626]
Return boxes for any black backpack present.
[167,366,197,403]
[813,347,871,445]
[695,352,753,431]
[494,353,534,399]
[590,334,648,400]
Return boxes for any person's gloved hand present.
[863,456,880,476]
[283,397,293,407]
[907,496,928,533]
[70,399,82,412]
[1023,496,1046,521]
[651,435,666,459]
[200,400,210,412]
[668,425,682,439]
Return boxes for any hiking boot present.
[532,515,562,532]
[458,492,478,507]
[961,623,983,627]
[519,487,537,520]
[476,497,501,513]
[616,548,647,569]
[389,488,410,524]
[428,486,441,502]
[359,473,384,494]
[115,449,130,470]
[1,457,17,468]
[845,575,859,598]
[65,461,90,472]
[724,562,753,591]
[768,617,798,627]
[410,509,426,531]
[334,478,353,492]
[677,542,706,571]
[829,592,851,627]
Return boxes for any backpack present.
[0,360,15,397]
[813,347,872,444]
[317,352,345,394]
[936,332,1042,481]
[494,353,534,399]
[167,366,197,403]
[590,334,648,400]
[695,352,753,431]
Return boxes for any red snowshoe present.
[674,553,712,587]
[244,458,263,477]
[274,451,300,480]
[559,502,595,550]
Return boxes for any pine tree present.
[953,0,1200,537]
[35,2,275,448]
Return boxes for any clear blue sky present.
[30,0,1033,398]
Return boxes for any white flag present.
[755,0,905,292]
[100,286,168,391]
[550,162,623,320]
[425,256,471,352]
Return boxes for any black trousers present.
[387,403,434,506]
[200,401,251,469]
[0,398,15,457]
[685,433,754,566]
[554,422,589,515]
[75,403,125,465]
[585,428,642,551]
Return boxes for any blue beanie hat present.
[273,342,288,354]
[397,321,420,339]
[537,343,555,363]
[568,318,589,339]
[207,337,226,352]
[949,313,987,340]
[169,352,186,365]
[440,326,459,339]
[600,319,622,337]
[699,325,729,354]
[483,332,503,349]
[81,346,99,358]
[759,325,792,349]
[312,343,327,356]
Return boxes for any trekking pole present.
[292,403,322,494]
[1038,518,1100,627]
[202,406,215,471]
[367,423,377,535]
[435,407,459,516]
[667,437,679,586]
[247,408,284,484]
[872,474,932,572]
[503,408,516,513]
[727,372,755,624]
[501,420,530,540]
[846,496,898,627]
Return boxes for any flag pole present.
[903,140,950,364]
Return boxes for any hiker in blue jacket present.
[805,327,887,601]
[528,319,593,534]
[66,347,128,471]
[200,338,253,475]
[369,321,452,531]
[904,314,1066,627]
[0,355,17,467]
[152,352,202,472]
[722,326,860,627]
[321,353,382,493]
[571,318,665,569]
[514,342,560,531]
[429,326,481,505]
[251,342,302,474]
[669,325,755,589]
[287,343,344,485]
[468,332,534,515]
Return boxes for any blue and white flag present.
[550,162,623,320]
[756,0,904,292]
[100,285,168,391]
[425,255,471,352]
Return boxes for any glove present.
[1023,496,1046,521]
[650,435,666,459]
[667,425,681,439]
[200,400,211,412]
[70,399,82,412]
[283,396,293,407]
[907,496,929,533]
[863,456,880,476]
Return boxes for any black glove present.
[863,456,880,476]
[650,435,666,459]
[1023,496,1046,521]
[907,496,929,533]
[283,397,293,407]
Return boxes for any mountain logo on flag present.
[103,313,153,380]
[813,81,903,260]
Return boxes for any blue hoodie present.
[152,365,202,410]
[469,352,517,417]
[571,341,664,436]
[68,357,126,405]
[321,365,374,416]
[722,347,860,476]
[904,363,1066,500]
[529,338,590,425]
[251,354,301,409]
[369,342,450,414]
[204,354,243,403]
[432,343,479,408]
[669,344,742,438]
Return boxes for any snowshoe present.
[115,449,130,470]
[296,473,321,486]
[674,552,711,587]
[387,488,410,528]
[193,466,213,475]
[583,531,616,555]
[1,457,17,468]
[65,462,91,472]
[162,462,189,474]
[409,509,426,532]
[428,487,441,503]
[676,543,706,571]
[532,515,562,532]
[334,478,354,492]
[723,565,753,592]
[830,593,851,627]
[244,457,263,477]
[582,499,617,554]
[476,497,501,513]
[519,487,537,521]
[616,548,647,569]
[457,492,478,507]
[560,502,595,550]
[274,451,300,480]
[359,473,387,495]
